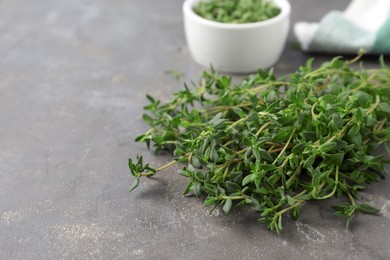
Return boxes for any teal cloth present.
[303,10,390,54]
[373,16,390,53]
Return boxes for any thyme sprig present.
[129,56,390,233]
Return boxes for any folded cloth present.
[294,0,390,54]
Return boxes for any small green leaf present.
[183,181,194,195]
[266,90,277,102]
[172,117,181,128]
[247,112,258,122]
[192,182,202,197]
[331,203,349,212]
[259,149,274,162]
[330,57,343,68]
[247,196,261,211]
[255,187,269,195]
[257,68,269,79]
[232,107,246,118]
[192,156,202,168]
[349,133,362,147]
[142,113,154,126]
[204,197,217,206]
[135,134,145,142]
[286,196,295,206]
[312,120,320,127]
[217,75,231,88]
[304,154,316,169]
[129,178,139,192]
[272,130,290,143]
[292,142,306,155]
[225,181,241,193]
[252,148,261,161]
[260,164,277,172]
[320,142,337,153]
[379,103,390,114]
[146,94,155,103]
[242,174,253,186]
[326,152,345,166]
[290,207,299,221]
[332,114,344,129]
[354,108,364,122]
[223,199,233,213]
[128,158,136,176]
[357,203,380,215]
[348,125,360,137]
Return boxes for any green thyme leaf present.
[129,178,139,192]
[223,198,233,213]
[357,203,380,215]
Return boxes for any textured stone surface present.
[0,0,389,259]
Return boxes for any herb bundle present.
[129,55,390,233]
[193,0,281,24]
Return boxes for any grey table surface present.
[1,0,389,259]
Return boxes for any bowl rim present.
[183,0,291,29]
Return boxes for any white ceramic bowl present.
[183,0,291,73]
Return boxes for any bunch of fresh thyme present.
[193,0,281,24]
[129,55,390,233]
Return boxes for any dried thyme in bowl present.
[193,0,281,24]
[129,54,390,233]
